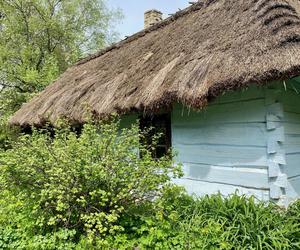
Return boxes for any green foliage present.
[107,190,300,250]
[0,227,77,250]
[0,120,181,248]
[0,120,299,249]
[0,0,121,93]
[0,0,122,149]
[0,90,24,150]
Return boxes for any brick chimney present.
[144,9,163,29]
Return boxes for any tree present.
[0,0,122,148]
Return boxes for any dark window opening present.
[140,113,171,158]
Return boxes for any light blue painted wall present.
[119,81,300,204]
[171,86,270,201]
[171,81,300,204]
[267,80,300,204]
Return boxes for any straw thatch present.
[10,0,300,126]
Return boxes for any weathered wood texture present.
[171,86,271,201]
[268,79,300,204]
[172,81,300,204]
[119,82,300,204]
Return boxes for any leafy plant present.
[107,189,300,250]
[0,119,181,247]
[0,120,300,249]
[0,0,122,149]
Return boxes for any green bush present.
[0,120,300,249]
[106,188,300,250]
[0,120,181,248]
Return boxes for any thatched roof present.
[10,0,300,126]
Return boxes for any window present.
[140,113,172,158]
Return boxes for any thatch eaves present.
[10,0,300,126]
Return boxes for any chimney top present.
[144,9,163,29]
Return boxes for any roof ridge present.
[76,0,206,66]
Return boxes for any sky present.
[107,0,191,39]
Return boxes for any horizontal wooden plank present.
[267,86,300,99]
[269,87,300,114]
[283,112,300,123]
[286,176,300,199]
[174,144,268,167]
[173,178,270,201]
[285,135,300,154]
[172,123,267,147]
[184,163,269,189]
[285,154,300,178]
[265,80,299,91]
[283,105,300,115]
[274,88,300,195]
[210,86,265,105]
[284,123,300,135]
[172,99,266,125]
[288,77,300,85]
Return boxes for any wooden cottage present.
[10,0,300,206]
